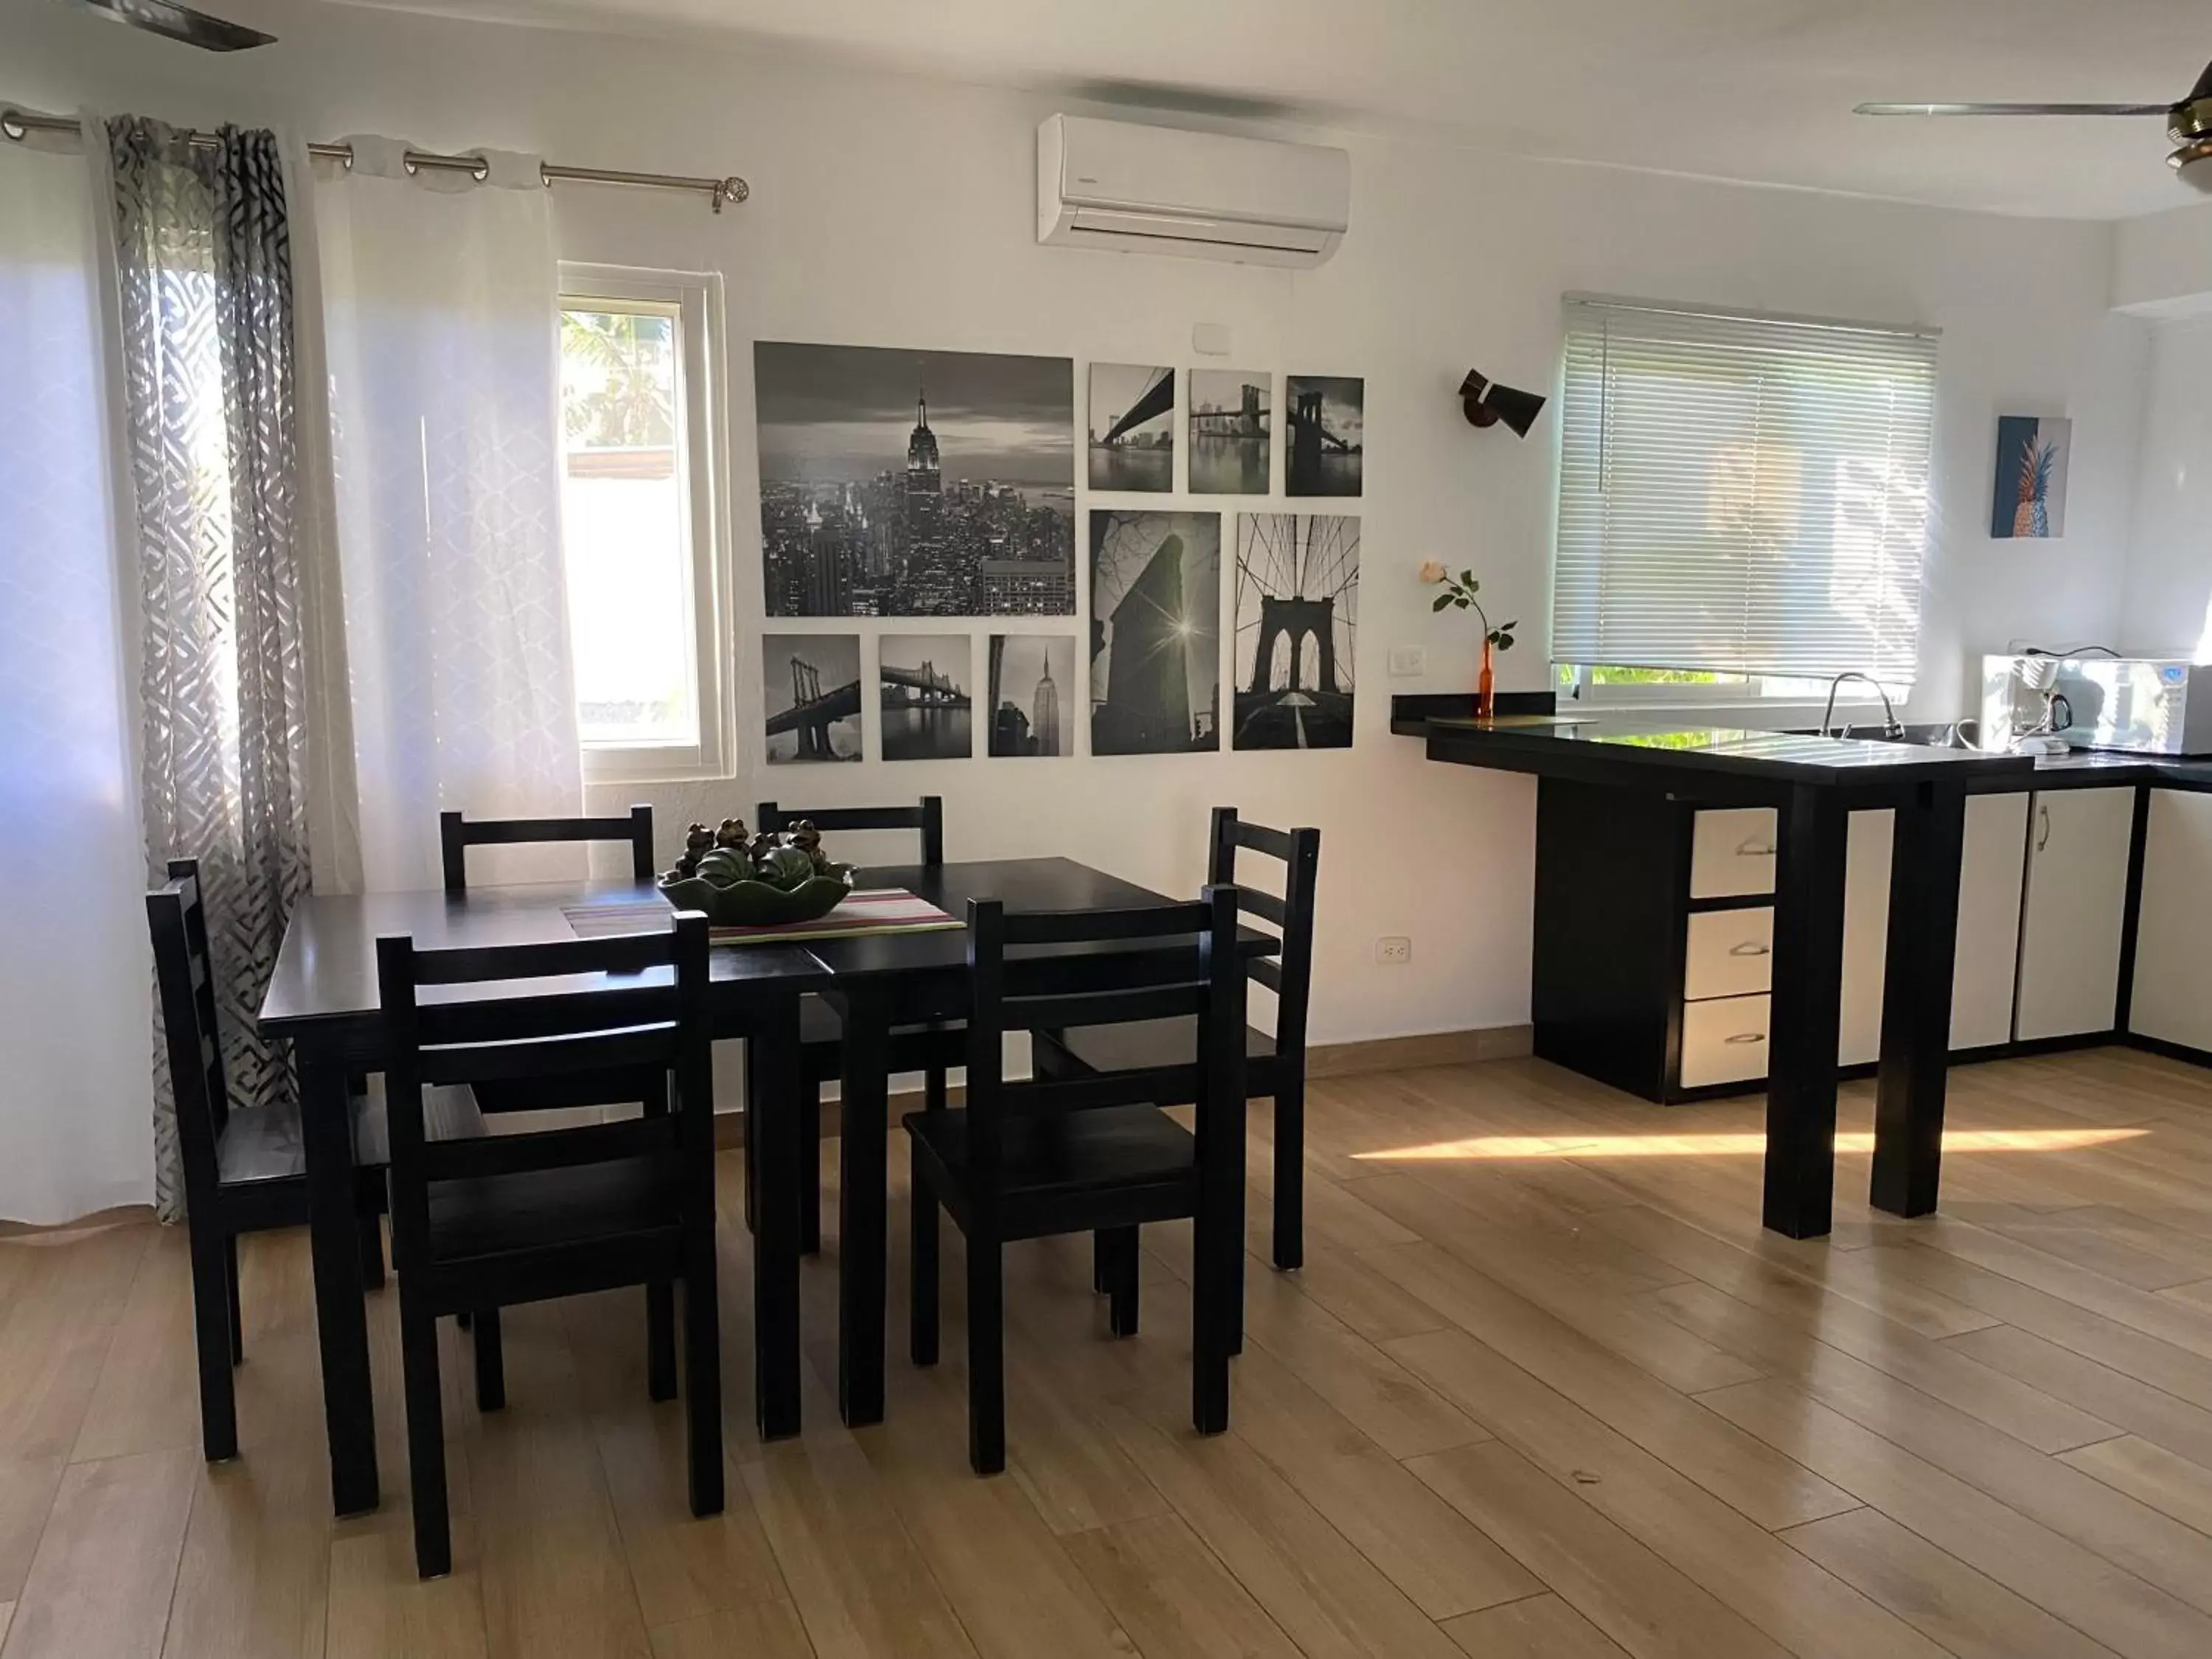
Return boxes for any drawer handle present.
[1723,1032,1767,1046]
[1736,840,1778,857]
[1728,942,1771,958]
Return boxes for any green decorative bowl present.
[656,867,855,928]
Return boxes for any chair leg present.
[911,1161,939,1367]
[647,1279,678,1402]
[924,1062,947,1116]
[223,1233,244,1366]
[1272,1080,1304,1273]
[1104,1227,1140,1338]
[358,1209,386,1290]
[472,1309,505,1412]
[683,1242,723,1517]
[189,1228,239,1461]
[400,1300,452,1579]
[967,1233,1004,1475]
[799,1080,822,1256]
[1192,1210,1232,1438]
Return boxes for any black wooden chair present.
[377,911,720,1579]
[1034,809,1320,1271]
[748,796,963,1253]
[439,803,655,894]
[908,887,1248,1474]
[147,859,481,1464]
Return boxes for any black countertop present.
[1390,695,2212,799]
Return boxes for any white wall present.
[2119,318,2212,658]
[5,0,2152,1043]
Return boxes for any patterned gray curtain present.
[108,118,311,1219]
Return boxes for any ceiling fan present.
[1857,55,2212,195]
[69,0,274,51]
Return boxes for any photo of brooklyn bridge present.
[1089,510,1220,756]
[754,341,1076,619]
[762,633,863,764]
[1284,374,1364,498]
[1234,513,1357,750]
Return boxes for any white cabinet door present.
[1839,809,1893,1067]
[2016,787,2137,1041]
[1952,793,2030,1052]
[2130,790,2212,1053]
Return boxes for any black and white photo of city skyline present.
[1090,510,1220,757]
[1189,369,1271,495]
[1234,513,1357,750]
[756,342,1076,619]
[1284,374,1364,498]
[1088,363,1173,493]
[762,632,862,764]
[987,635,1075,757]
[879,633,973,761]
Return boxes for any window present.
[557,265,727,777]
[1551,296,1938,706]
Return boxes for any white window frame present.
[558,263,731,783]
[1551,294,1937,716]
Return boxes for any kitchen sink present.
[1781,722,1983,750]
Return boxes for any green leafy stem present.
[1424,566,1517,650]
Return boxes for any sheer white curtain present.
[306,137,582,891]
[0,136,154,1223]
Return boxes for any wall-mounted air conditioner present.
[1037,114,1350,269]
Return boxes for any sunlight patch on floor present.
[1351,1127,2150,1161]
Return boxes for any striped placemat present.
[562,889,964,945]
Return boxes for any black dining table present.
[259,856,1276,1517]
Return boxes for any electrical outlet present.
[1375,935,1413,965]
[1387,644,1427,678]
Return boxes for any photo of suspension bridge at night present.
[987,634,1075,757]
[754,341,1076,619]
[762,633,863,764]
[1234,514,1358,751]
[1088,363,1173,493]
[1284,374,1364,498]
[1089,511,1220,757]
[1189,369,1271,495]
[878,633,974,761]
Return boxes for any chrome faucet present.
[1820,672,1904,740]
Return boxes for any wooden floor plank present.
[1061,1513,1303,1659]
[2060,1436,2212,1540]
[644,1599,815,1659]
[161,1434,333,1659]
[1439,1593,1632,1659]
[1779,1506,2122,1659]
[3,1448,196,1659]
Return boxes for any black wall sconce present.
[1458,371,1546,439]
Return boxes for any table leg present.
[299,1040,379,1515]
[1764,785,1850,1240]
[1872,782,1966,1217]
[747,992,803,1439]
[837,984,889,1426]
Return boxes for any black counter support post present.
[1764,785,1850,1239]
[1871,780,1967,1217]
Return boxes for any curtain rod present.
[1,105,750,212]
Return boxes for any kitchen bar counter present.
[1393,694,2001,1241]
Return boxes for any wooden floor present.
[15,1048,2212,1656]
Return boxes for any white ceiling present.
[329,0,2212,219]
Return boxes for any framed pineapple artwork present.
[1991,415,2070,540]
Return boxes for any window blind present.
[1551,297,1938,686]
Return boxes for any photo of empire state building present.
[754,341,1077,618]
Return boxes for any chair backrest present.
[1206,809,1321,1054]
[963,888,1246,1201]
[147,858,231,1201]
[756,796,942,866]
[374,911,712,1271]
[439,804,655,894]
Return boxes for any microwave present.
[1981,654,2212,757]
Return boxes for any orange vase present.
[1478,637,1496,720]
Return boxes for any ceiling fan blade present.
[1854,101,2173,117]
[69,0,275,51]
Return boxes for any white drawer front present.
[1680,993,1771,1088]
[1691,807,1780,899]
[1684,907,1775,1001]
